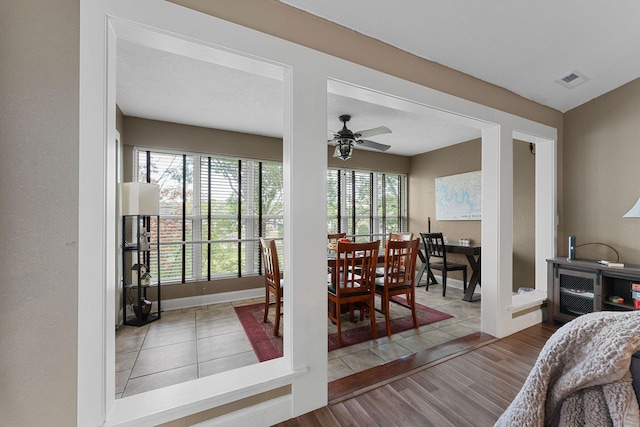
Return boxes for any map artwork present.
[435,170,481,220]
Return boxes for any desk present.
[415,242,481,302]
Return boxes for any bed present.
[495,310,640,426]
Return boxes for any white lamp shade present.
[121,182,160,216]
[624,197,640,218]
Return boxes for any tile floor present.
[115,283,481,399]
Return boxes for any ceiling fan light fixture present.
[328,115,391,160]
[334,138,353,160]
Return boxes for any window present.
[135,148,283,284]
[327,168,407,243]
[135,149,405,283]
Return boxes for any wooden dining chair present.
[327,232,347,251]
[327,233,348,279]
[375,232,414,277]
[328,240,380,348]
[328,232,347,241]
[420,232,467,297]
[375,238,420,336]
[260,238,283,336]
[389,232,414,241]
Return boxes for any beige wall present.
[409,140,482,284]
[125,116,410,174]
[327,146,410,173]
[409,140,483,240]
[513,140,536,289]
[409,139,536,290]
[171,0,562,130]
[1,1,79,425]
[124,116,284,163]
[3,1,568,425]
[564,78,640,263]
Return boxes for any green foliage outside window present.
[328,168,407,245]
[135,149,405,284]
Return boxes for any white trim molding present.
[78,1,557,425]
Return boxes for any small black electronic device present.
[567,235,576,261]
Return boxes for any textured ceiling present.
[117,40,480,157]
[117,40,284,139]
[118,2,640,157]
[281,0,640,113]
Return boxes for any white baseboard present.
[157,275,475,314]
[191,395,292,427]
[160,288,264,312]
[148,274,481,314]
[510,306,547,334]
[422,275,481,294]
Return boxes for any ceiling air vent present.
[556,70,590,89]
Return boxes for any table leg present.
[415,249,438,287]
[427,268,437,286]
[415,262,427,286]
[462,254,481,302]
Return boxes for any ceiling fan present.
[329,114,392,160]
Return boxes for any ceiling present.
[117,39,480,157]
[116,2,640,157]
[281,0,640,113]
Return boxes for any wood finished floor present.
[274,322,557,427]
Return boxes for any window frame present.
[327,167,408,243]
[133,147,284,284]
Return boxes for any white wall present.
[78,1,557,425]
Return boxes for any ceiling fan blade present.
[356,139,391,152]
[355,126,391,139]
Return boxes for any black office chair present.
[420,232,467,297]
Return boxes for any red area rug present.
[234,299,452,362]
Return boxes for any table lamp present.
[121,182,160,251]
[624,197,640,218]
[121,182,160,216]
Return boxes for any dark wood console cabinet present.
[547,257,640,324]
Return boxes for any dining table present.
[415,241,481,302]
[326,252,385,285]
[326,251,386,317]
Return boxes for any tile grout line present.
[116,290,480,398]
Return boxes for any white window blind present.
[134,149,405,283]
[327,168,407,244]
[135,148,284,284]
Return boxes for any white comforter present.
[495,310,640,426]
